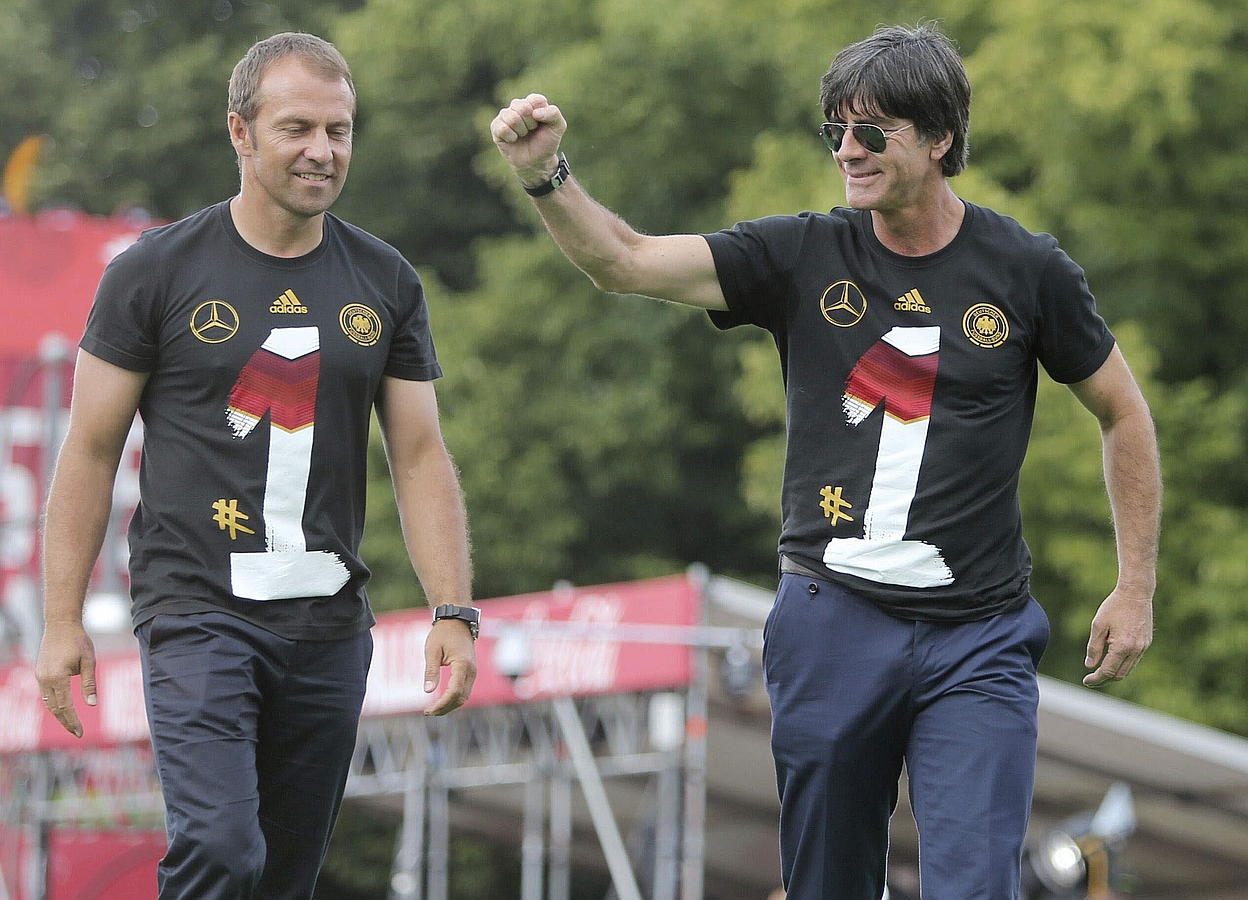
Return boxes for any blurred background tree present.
[2,0,365,219]
[3,0,1245,732]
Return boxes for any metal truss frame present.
[3,571,763,900]
[349,690,703,900]
[1,744,163,899]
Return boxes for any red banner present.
[0,574,700,754]
[1,211,147,664]
[45,829,164,900]
[0,824,165,900]
[0,211,147,360]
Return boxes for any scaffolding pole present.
[520,757,545,900]
[551,697,643,900]
[680,565,710,900]
[548,763,572,900]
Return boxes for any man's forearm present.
[42,447,121,623]
[393,445,472,609]
[1101,408,1161,593]
[528,174,645,294]
[399,440,477,716]
[492,95,724,309]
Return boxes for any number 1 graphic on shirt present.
[224,326,350,601]
[822,325,955,588]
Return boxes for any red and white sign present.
[369,573,699,713]
[0,574,701,754]
[46,829,163,900]
[1,210,147,662]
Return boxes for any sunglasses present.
[818,122,915,154]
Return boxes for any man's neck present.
[870,185,965,257]
[229,193,324,258]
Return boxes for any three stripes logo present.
[894,288,931,314]
[270,289,308,314]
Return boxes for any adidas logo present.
[270,289,308,314]
[894,288,931,314]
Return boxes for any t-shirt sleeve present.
[702,214,808,332]
[1034,246,1115,384]
[79,240,162,372]
[384,259,442,381]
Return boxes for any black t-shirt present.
[81,201,441,639]
[705,202,1114,621]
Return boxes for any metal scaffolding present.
[1,744,163,899]
[1,573,765,900]
[344,570,759,900]
[349,692,696,900]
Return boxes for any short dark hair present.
[228,32,355,123]
[819,23,970,177]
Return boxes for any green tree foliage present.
[316,802,544,899]
[954,0,1248,387]
[329,0,594,288]
[362,236,776,609]
[4,0,1246,734]
[1020,324,1248,732]
[353,0,798,604]
[243,0,1248,734]
[2,0,359,220]
[0,4,62,159]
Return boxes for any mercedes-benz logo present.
[190,300,240,343]
[819,281,867,327]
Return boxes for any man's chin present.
[284,196,340,219]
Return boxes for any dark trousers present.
[764,575,1049,900]
[137,611,372,900]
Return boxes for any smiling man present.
[491,22,1161,900]
[36,33,477,899]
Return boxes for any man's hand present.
[34,621,97,738]
[1083,588,1153,687]
[423,618,477,716]
[491,93,568,187]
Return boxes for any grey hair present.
[228,32,355,124]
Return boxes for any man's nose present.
[835,130,869,160]
[304,128,332,163]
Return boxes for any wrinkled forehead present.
[255,57,356,120]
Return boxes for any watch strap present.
[522,153,570,197]
[432,604,481,639]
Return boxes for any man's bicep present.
[1067,346,1149,427]
[630,234,727,310]
[376,377,445,461]
[66,350,147,458]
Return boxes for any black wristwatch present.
[521,153,570,197]
[432,604,481,640]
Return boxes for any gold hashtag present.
[212,498,255,540]
[819,485,854,526]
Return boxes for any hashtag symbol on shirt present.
[819,485,854,526]
[212,498,256,540]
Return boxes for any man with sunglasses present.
[491,22,1159,900]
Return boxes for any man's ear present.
[227,112,253,158]
[929,129,953,164]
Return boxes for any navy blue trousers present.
[137,611,372,900]
[764,575,1049,900]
